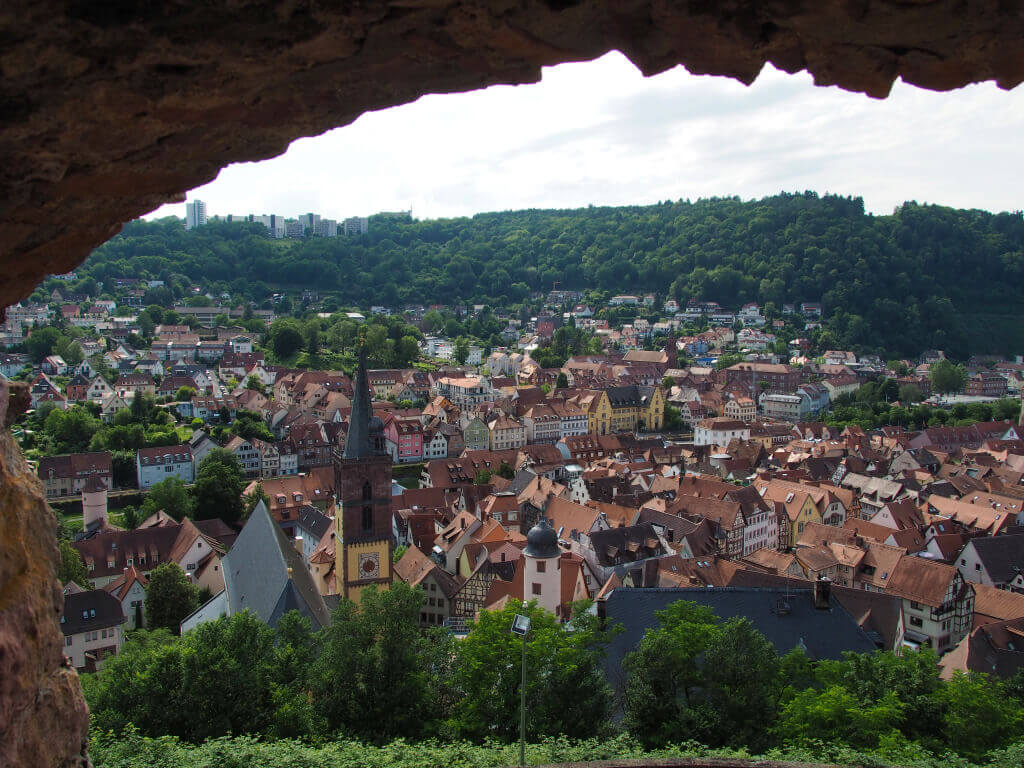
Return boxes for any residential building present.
[886,556,975,653]
[462,416,491,451]
[60,586,126,672]
[957,535,1024,589]
[394,546,461,627]
[967,371,1008,398]
[185,199,207,229]
[102,566,148,630]
[433,375,491,407]
[489,414,527,451]
[136,445,194,489]
[724,397,756,423]
[694,417,750,446]
[760,393,804,421]
[521,404,561,444]
[725,362,801,392]
[552,402,589,439]
[38,452,112,498]
[225,436,261,478]
[384,417,424,463]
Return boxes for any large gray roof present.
[600,587,877,696]
[967,534,1024,584]
[222,501,330,629]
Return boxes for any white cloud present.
[146,51,1024,222]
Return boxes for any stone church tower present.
[333,346,394,603]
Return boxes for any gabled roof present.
[222,501,330,628]
[103,565,148,601]
[973,583,1024,625]
[885,554,962,607]
[964,535,1024,585]
[600,587,876,686]
[61,589,126,635]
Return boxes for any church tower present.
[334,345,394,603]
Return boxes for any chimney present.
[814,576,831,610]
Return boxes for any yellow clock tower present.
[333,346,394,603]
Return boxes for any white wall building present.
[136,445,194,489]
[185,199,207,230]
[693,417,750,446]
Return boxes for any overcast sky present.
[146,51,1024,222]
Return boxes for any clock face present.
[358,552,380,580]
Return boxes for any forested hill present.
[83,192,1024,357]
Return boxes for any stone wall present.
[3,0,1024,308]
[0,381,90,767]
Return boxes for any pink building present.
[384,416,424,463]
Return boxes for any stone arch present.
[3,0,1024,308]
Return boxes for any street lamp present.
[510,613,531,767]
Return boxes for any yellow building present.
[755,479,823,548]
[587,385,664,434]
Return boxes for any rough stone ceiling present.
[2,0,1023,307]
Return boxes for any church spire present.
[343,342,373,459]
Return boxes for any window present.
[537,561,546,573]
[532,583,542,595]
[362,506,373,532]
[65,637,72,647]
[437,598,444,608]
[910,601,922,611]
[975,563,981,571]
[909,616,923,628]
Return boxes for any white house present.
[694,417,750,446]
[226,436,261,478]
[103,566,148,630]
[60,584,126,672]
[136,445,194,489]
[422,429,448,460]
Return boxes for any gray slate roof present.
[600,587,877,695]
[223,501,330,629]
[61,589,126,636]
[293,504,332,543]
[967,534,1024,584]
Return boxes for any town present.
[4,251,1024,762]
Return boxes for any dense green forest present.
[80,193,1024,357]
[83,586,1024,766]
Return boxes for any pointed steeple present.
[343,343,372,459]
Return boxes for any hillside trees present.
[81,194,1024,357]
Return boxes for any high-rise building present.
[184,199,207,230]
[333,347,394,603]
[343,216,369,235]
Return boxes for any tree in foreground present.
[192,448,245,523]
[623,600,722,746]
[140,476,194,521]
[447,599,613,742]
[58,539,89,586]
[311,582,445,741]
[929,358,968,394]
[144,563,199,633]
